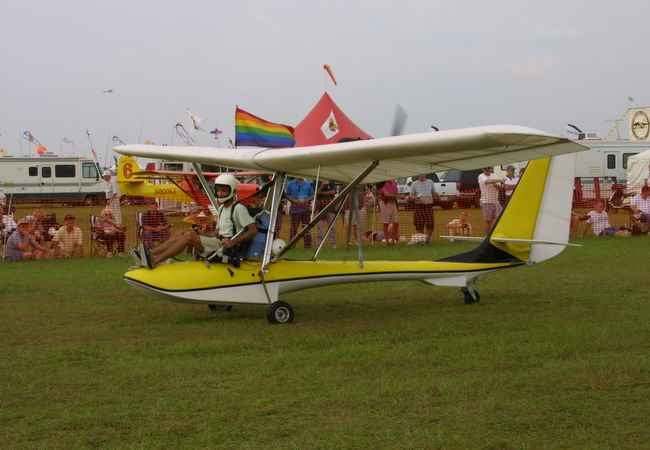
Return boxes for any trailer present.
[0,156,105,204]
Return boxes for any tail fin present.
[490,154,575,263]
[117,155,142,183]
[444,154,576,265]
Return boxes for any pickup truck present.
[396,174,459,209]
[439,169,483,208]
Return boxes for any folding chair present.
[89,215,109,256]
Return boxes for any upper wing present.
[114,125,587,183]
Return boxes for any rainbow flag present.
[235,107,295,148]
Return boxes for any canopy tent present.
[294,92,372,146]
[626,149,650,193]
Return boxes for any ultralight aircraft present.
[115,125,586,324]
[116,155,262,206]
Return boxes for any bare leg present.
[425,224,433,243]
[392,222,400,244]
[151,233,196,266]
[150,232,189,256]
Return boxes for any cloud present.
[511,56,558,79]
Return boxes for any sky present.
[1,0,649,164]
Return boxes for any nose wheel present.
[266,301,294,324]
[461,286,480,304]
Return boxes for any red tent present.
[294,92,372,146]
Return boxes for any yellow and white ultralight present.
[115,126,586,323]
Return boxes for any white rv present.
[0,156,105,204]
[575,140,649,182]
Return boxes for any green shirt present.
[217,203,254,238]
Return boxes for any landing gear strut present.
[461,286,480,304]
[266,301,294,324]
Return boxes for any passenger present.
[246,196,270,260]
[143,174,257,268]
[5,218,51,261]
[52,214,84,258]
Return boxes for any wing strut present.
[273,160,379,262]
[312,192,349,261]
[261,172,286,272]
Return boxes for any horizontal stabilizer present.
[440,235,581,247]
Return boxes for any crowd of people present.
[3,164,649,264]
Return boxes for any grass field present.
[1,238,649,449]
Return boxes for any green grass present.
[1,239,650,449]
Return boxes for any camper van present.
[0,156,105,204]
[575,140,650,182]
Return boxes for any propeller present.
[391,105,408,136]
[567,123,583,133]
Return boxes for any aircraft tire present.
[461,287,480,304]
[267,301,294,324]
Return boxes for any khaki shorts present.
[199,235,222,256]
[481,202,502,221]
[379,201,399,223]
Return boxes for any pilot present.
[141,174,257,268]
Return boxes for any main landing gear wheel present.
[208,304,233,313]
[266,301,294,324]
[461,287,480,304]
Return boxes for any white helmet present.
[213,174,239,203]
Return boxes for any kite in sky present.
[186,109,205,131]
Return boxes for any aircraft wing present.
[114,125,587,183]
[132,169,268,179]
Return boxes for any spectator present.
[410,174,436,244]
[631,185,650,232]
[502,165,519,206]
[0,188,5,209]
[343,187,368,244]
[378,180,400,244]
[645,163,650,187]
[285,177,314,248]
[316,180,337,248]
[5,218,51,261]
[30,209,48,244]
[446,211,472,237]
[98,208,126,257]
[574,199,617,236]
[1,206,17,240]
[102,169,122,224]
[478,167,503,234]
[52,214,83,258]
[141,201,171,249]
